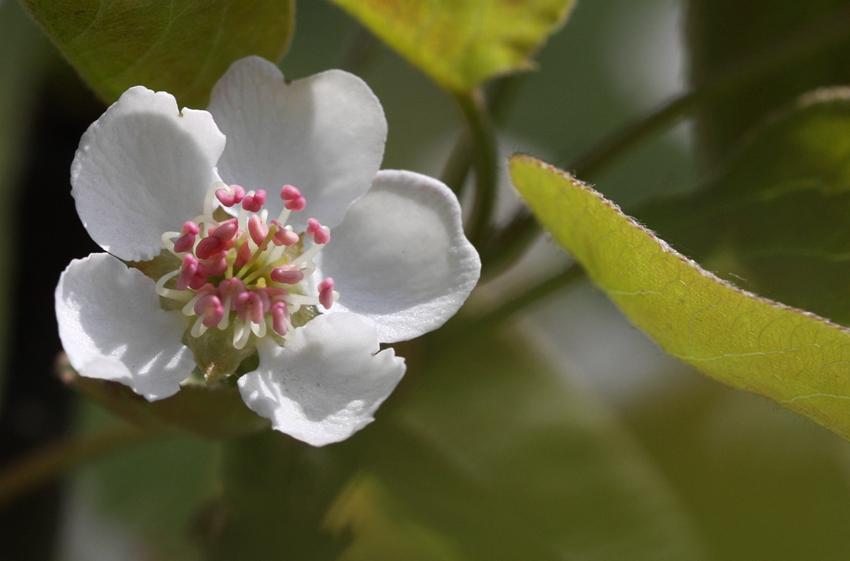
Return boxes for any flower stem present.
[483,2,850,276]
[0,425,161,508]
[455,88,499,251]
[439,131,473,195]
[441,76,524,196]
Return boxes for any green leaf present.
[351,331,709,560]
[510,153,850,443]
[637,88,850,327]
[327,0,574,92]
[22,0,295,107]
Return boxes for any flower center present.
[155,181,338,350]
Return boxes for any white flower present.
[55,57,480,446]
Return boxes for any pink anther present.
[270,265,304,285]
[285,196,306,211]
[270,301,290,336]
[194,294,224,328]
[306,218,330,244]
[265,286,288,300]
[188,263,208,291]
[175,254,199,291]
[196,236,226,260]
[270,220,299,246]
[318,277,335,309]
[173,234,195,254]
[235,290,265,324]
[173,221,200,253]
[215,184,245,207]
[218,278,246,309]
[203,255,228,277]
[256,287,272,310]
[281,184,301,200]
[211,218,238,241]
[248,214,269,246]
[242,189,267,212]
[232,234,252,269]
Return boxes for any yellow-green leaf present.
[328,0,574,92]
[637,89,850,327]
[22,0,295,107]
[510,154,850,442]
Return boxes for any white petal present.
[207,57,387,230]
[317,170,481,343]
[237,313,405,446]
[55,253,194,401]
[71,87,225,261]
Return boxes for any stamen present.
[155,270,192,301]
[162,231,179,253]
[306,218,330,244]
[233,320,251,349]
[242,189,266,212]
[236,223,279,277]
[196,236,226,260]
[173,221,200,253]
[217,278,246,329]
[219,278,246,309]
[176,254,199,291]
[281,185,306,212]
[318,278,335,310]
[203,256,228,277]
[270,301,290,336]
[281,184,300,200]
[234,233,252,269]
[270,221,299,246]
[290,241,324,266]
[248,214,268,246]
[270,265,304,285]
[282,294,317,311]
[251,317,267,338]
[182,283,215,316]
[188,263,209,291]
[195,294,225,328]
[235,291,266,325]
[211,218,238,241]
[191,315,208,338]
[215,184,245,207]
